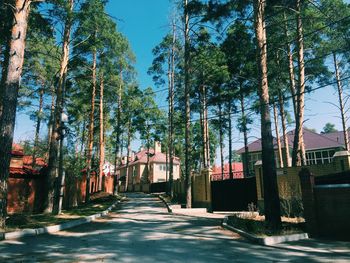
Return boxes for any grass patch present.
[227,214,306,237]
[4,192,124,232]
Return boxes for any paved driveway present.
[0,193,349,262]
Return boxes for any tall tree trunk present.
[45,0,74,213]
[333,52,349,151]
[204,88,210,168]
[199,85,207,169]
[125,120,131,192]
[254,0,281,231]
[292,0,306,167]
[184,0,192,208]
[283,11,297,118]
[98,74,105,191]
[81,118,86,155]
[32,86,44,166]
[47,85,55,151]
[278,90,291,167]
[240,91,249,177]
[219,104,224,180]
[273,102,283,168]
[228,103,233,179]
[85,50,97,203]
[168,21,175,197]
[113,69,123,195]
[0,0,31,228]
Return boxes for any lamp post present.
[53,112,68,215]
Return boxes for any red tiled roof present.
[118,148,180,169]
[237,128,344,154]
[9,166,40,176]
[212,163,243,174]
[23,156,47,167]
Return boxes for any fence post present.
[299,168,318,237]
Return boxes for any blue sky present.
[14,0,347,161]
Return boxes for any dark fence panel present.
[315,170,350,185]
[211,177,257,211]
[150,182,167,193]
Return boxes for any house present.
[118,142,181,190]
[237,128,345,175]
[211,163,244,180]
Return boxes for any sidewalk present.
[160,196,350,256]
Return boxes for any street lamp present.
[54,111,69,215]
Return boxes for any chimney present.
[154,141,162,153]
[131,151,135,161]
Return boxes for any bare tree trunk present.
[333,52,349,151]
[292,0,306,167]
[278,90,291,167]
[47,85,55,150]
[273,102,283,168]
[32,86,44,166]
[0,0,31,228]
[219,104,224,180]
[81,118,86,155]
[254,0,281,231]
[113,69,123,195]
[85,50,97,203]
[98,74,105,191]
[184,0,192,208]
[204,88,210,168]
[240,91,249,177]
[199,85,207,169]
[45,0,73,214]
[283,11,297,118]
[125,121,131,192]
[228,103,233,179]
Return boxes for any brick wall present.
[7,175,45,214]
[254,152,350,215]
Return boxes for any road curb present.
[222,216,309,246]
[1,201,119,241]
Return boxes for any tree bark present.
[219,104,224,180]
[168,21,175,197]
[47,85,55,150]
[184,0,192,208]
[278,90,291,167]
[125,120,131,192]
[32,85,44,166]
[85,50,97,203]
[0,0,31,228]
[273,102,283,168]
[292,0,306,167]
[45,0,73,213]
[240,91,249,177]
[283,11,297,118]
[254,0,281,231]
[98,74,105,191]
[333,52,349,151]
[113,69,123,195]
[228,103,233,179]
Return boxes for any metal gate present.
[211,177,257,211]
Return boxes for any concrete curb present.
[222,216,309,246]
[1,201,119,241]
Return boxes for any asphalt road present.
[0,193,349,262]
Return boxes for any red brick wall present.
[103,176,115,194]
[7,175,45,214]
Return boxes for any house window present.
[306,149,335,165]
[248,153,262,174]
